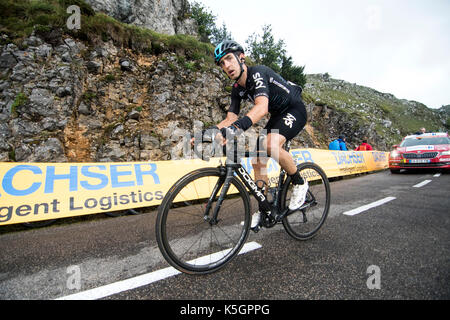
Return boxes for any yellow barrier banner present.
[0,149,388,226]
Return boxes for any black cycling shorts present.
[263,100,307,141]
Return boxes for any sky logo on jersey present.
[253,72,266,90]
[283,113,296,128]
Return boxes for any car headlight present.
[390,151,401,158]
[440,151,450,156]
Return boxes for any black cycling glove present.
[233,116,253,131]
[220,116,253,140]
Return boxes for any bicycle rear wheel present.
[156,167,251,274]
[281,162,330,240]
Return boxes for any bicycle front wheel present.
[156,167,251,274]
[281,162,330,240]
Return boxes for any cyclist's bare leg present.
[252,156,269,188]
[265,133,297,175]
[251,133,297,186]
[251,135,269,189]
[268,133,307,211]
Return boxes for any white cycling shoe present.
[241,212,261,229]
[250,212,261,229]
[288,181,309,210]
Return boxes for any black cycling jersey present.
[229,65,303,116]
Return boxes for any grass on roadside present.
[0,0,214,63]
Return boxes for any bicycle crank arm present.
[276,200,316,221]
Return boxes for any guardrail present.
[0,149,388,226]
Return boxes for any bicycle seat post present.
[267,139,293,212]
[284,139,292,152]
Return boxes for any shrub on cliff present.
[0,0,214,62]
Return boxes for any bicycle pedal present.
[250,225,261,233]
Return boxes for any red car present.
[389,132,450,173]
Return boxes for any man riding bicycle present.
[204,40,309,230]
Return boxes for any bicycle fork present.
[203,166,231,226]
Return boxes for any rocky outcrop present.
[0,31,226,162]
[1,31,448,163]
[84,0,198,36]
[303,74,448,150]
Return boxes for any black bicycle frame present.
[203,140,293,225]
[205,163,271,226]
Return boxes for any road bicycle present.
[155,131,331,274]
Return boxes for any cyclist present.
[208,40,309,230]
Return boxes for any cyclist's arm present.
[217,112,239,129]
[219,96,268,132]
[216,86,241,129]
[246,96,269,124]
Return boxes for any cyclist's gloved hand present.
[220,125,240,141]
[220,116,253,141]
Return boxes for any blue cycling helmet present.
[214,40,244,65]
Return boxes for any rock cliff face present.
[0,31,448,163]
[302,74,448,150]
[0,3,448,163]
[0,33,227,162]
[84,0,197,36]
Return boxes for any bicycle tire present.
[280,162,330,240]
[156,167,251,274]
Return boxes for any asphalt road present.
[1,169,449,302]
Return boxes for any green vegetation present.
[304,74,445,138]
[2,1,443,142]
[189,1,232,45]
[0,0,94,39]
[101,73,116,83]
[0,0,307,82]
[378,103,392,114]
[189,3,306,86]
[82,90,96,102]
[11,92,28,116]
[246,24,306,87]
[0,0,215,62]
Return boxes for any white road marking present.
[413,180,432,188]
[55,241,262,300]
[433,173,441,177]
[343,197,396,216]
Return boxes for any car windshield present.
[400,136,450,147]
